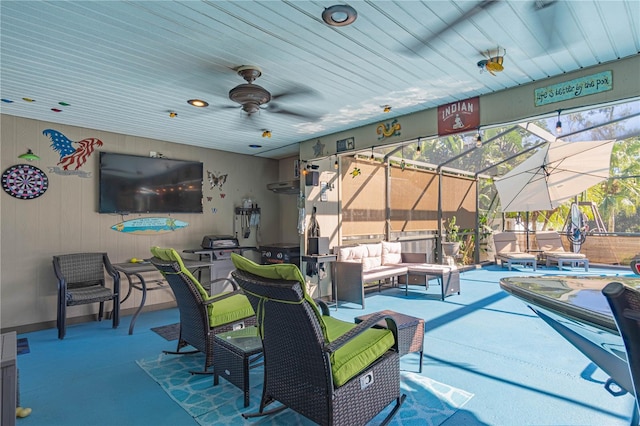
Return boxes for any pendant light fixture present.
[416,137,421,153]
[369,146,375,161]
[333,155,339,170]
[475,127,482,148]
[555,110,563,135]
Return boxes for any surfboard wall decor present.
[111,217,189,235]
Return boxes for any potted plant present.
[443,216,461,258]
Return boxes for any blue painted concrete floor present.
[13,264,638,425]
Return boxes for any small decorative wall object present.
[207,170,227,191]
[313,139,325,157]
[207,196,213,202]
[376,119,401,140]
[350,167,361,178]
[336,136,355,152]
[43,129,103,175]
[111,217,189,235]
[2,164,49,199]
[18,149,40,161]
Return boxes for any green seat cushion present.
[322,315,395,387]
[209,293,255,327]
[151,247,254,326]
[231,253,394,387]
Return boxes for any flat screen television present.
[98,152,203,214]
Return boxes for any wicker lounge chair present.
[492,232,537,271]
[52,252,120,340]
[230,253,405,425]
[149,247,256,374]
[602,282,640,424]
[536,231,589,271]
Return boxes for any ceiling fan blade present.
[270,85,317,101]
[403,0,500,54]
[530,0,571,54]
[266,103,321,120]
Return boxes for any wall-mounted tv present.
[98,152,203,214]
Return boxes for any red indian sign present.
[437,97,480,136]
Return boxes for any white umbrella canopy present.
[494,140,615,212]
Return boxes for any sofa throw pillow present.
[382,241,402,265]
[338,245,366,262]
[361,243,382,271]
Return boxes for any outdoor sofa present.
[333,241,460,308]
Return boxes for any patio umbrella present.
[494,140,615,213]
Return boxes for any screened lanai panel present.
[389,165,439,231]
[441,175,477,229]
[341,157,386,237]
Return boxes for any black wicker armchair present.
[602,282,640,425]
[231,253,405,425]
[149,247,256,374]
[52,252,120,340]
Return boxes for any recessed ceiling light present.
[322,5,357,27]
[187,99,209,107]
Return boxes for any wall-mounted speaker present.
[305,171,319,186]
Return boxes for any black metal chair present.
[149,247,256,374]
[602,281,640,425]
[52,252,120,339]
[231,254,405,425]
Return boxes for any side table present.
[354,310,424,373]
[213,326,263,407]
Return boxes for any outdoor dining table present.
[114,259,212,335]
[500,275,640,398]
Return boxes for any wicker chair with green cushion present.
[230,253,405,425]
[52,252,121,340]
[149,247,256,374]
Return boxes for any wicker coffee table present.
[354,310,424,372]
[213,326,263,407]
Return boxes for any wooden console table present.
[1,331,17,426]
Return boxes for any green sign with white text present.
[534,71,612,106]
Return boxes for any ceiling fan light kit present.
[228,65,272,114]
[322,5,357,26]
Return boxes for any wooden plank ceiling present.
[1,1,638,158]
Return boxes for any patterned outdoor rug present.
[151,323,180,341]
[137,353,473,425]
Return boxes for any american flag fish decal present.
[43,129,103,170]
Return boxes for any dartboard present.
[2,164,49,200]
